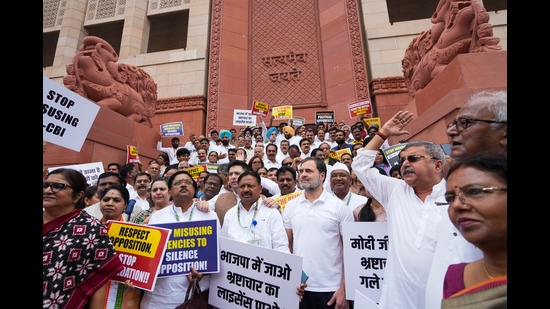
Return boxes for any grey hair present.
[467,90,507,123]
[402,141,446,167]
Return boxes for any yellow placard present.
[274,190,303,211]
[363,117,381,128]
[272,105,293,119]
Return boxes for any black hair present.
[310,148,321,157]
[238,171,262,186]
[447,154,506,182]
[288,144,301,155]
[265,143,278,152]
[120,164,136,180]
[389,165,401,177]
[77,185,98,209]
[276,165,297,180]
[134,172,152,183]
[228,159,250,173]
[300,157,327,183]
[358,199,377,222]
[97,171,127,187]
[46,168,88,206]
[163,164,179,176]
[99,184,130,205]
[204,172,223,186]
[176,148,191,156]
[158,152,169,164]
[107,162,122,171]
[168,170,198,198]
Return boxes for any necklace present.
[237,200,259,228]
[482,262,494,279]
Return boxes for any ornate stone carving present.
[63,36,158,127]
[402,0,501,97]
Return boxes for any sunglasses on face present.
[397,154,438,165]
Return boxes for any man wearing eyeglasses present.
[425,90,506,309]
[143,170,220,308]
[446,90,507,161]
[351,110,448,309]
[199,172,223,211]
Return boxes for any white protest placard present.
[233,109,256,126]
[48,162,105,186]
[343,222,388,302]
[209,237,303,309]
[354,290,382,309]
[43,75,100,152]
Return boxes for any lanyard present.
[237,200,259,228]
[172,203,195,222]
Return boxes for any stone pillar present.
[119,0,150,58]
[186,0,211,50]
[53,0,87,68]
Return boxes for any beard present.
[299,175,321,191]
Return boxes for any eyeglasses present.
[436,186,507,206]
[204,181,221,188]
[397,155,438,165]
[173,179,195,186]
[282,162,293,166]
[447,117,507,133]
[43,181,73,193]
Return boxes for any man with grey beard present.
[282,157,354,308]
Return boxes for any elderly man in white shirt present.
[352,111,447,309]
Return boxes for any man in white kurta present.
[221,171,289,253]
[140,171,220,309]
[351,111,447,309]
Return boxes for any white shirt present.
[263,158,281,169]
[221,200,289,253]
[141,204,220,308]
[131,195,150,211]
[352,148,446,309]
[286,136,302,146]
[216,144,235,164]
[126,184,138,200]
[335,191,368,210]
[282,189,354,291]
[276,151,290,163]
[156,141,183,165]
[260,177,281,196]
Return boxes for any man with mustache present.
[143,170,220,308]
[220,170,307,301]
[351,111,447,308]
[129,172,152,220]
[221,171,289,251]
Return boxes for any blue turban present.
[220,130,231,139]
[267,127,278,138]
